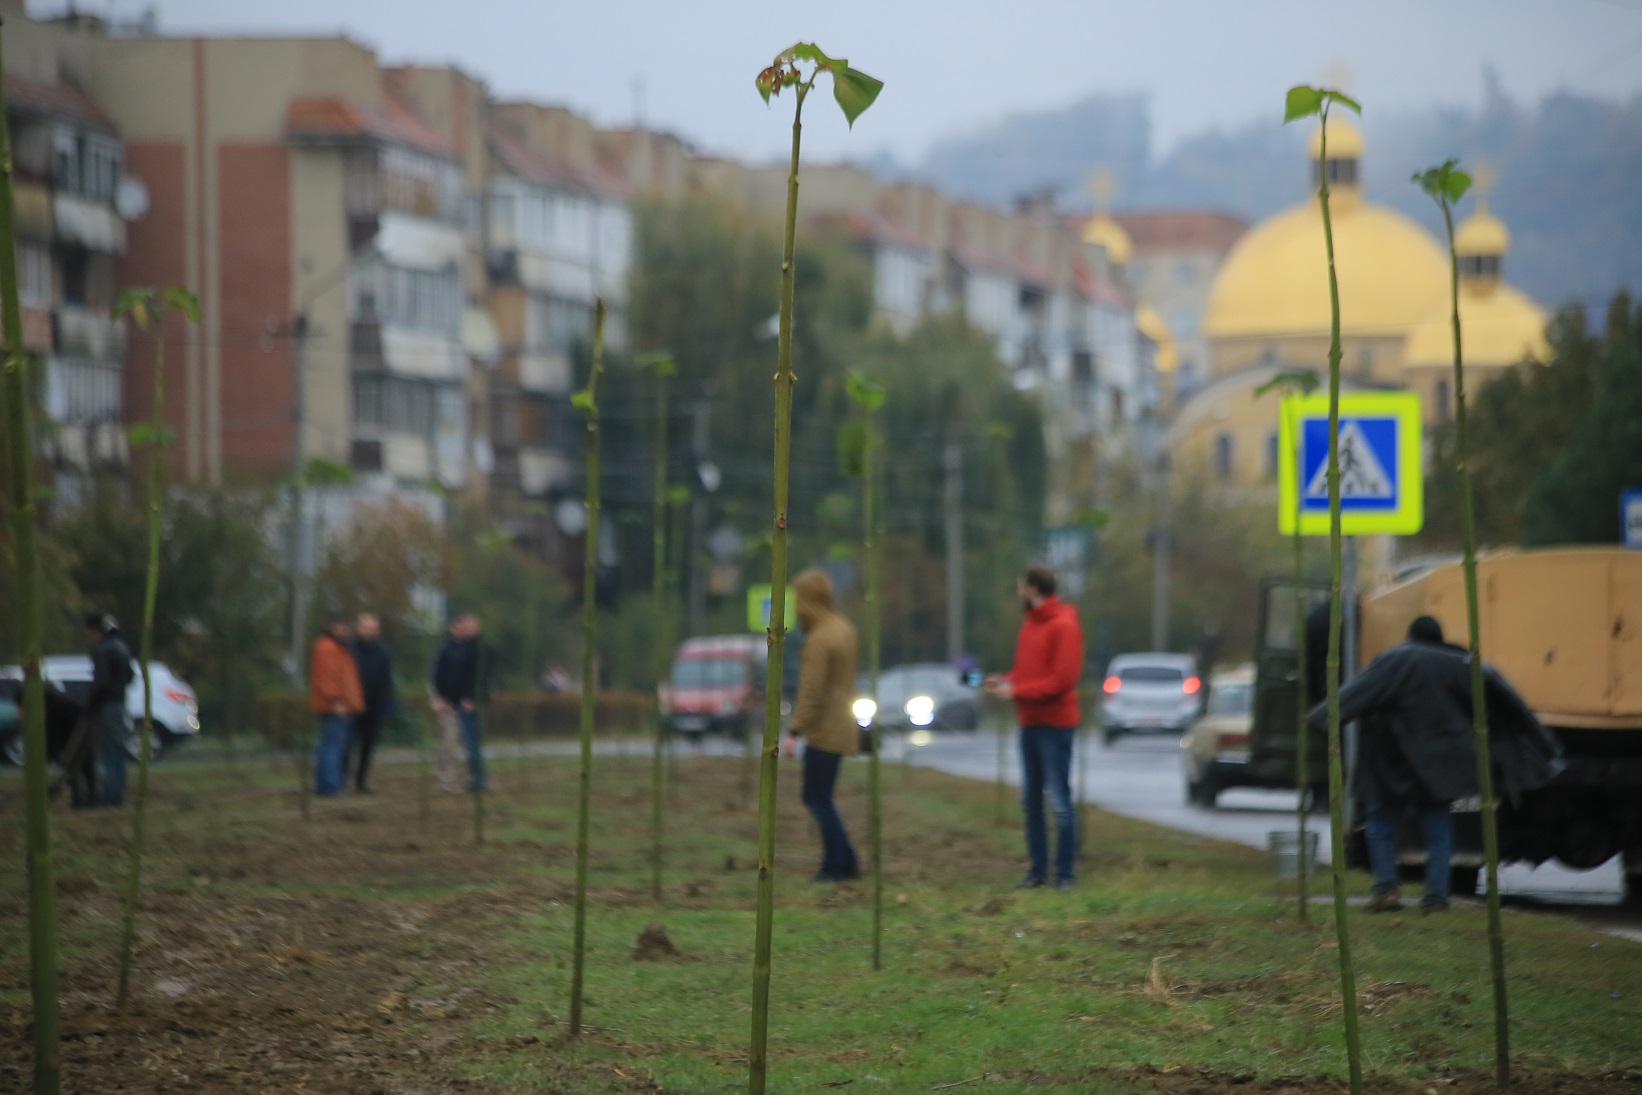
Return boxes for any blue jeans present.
[801,745,858,879]
[459,708,486,791]
[95,702,128,808]
[314,714,351,796]
[1020,726,1077,882]
[1365,798,1453,904]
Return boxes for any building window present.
[525,294,593,354]
[1435,379,1451,422]
[1071,350,1094,385]
[1313,157,1359,188]
[1214,432,1234,479]
[352,373,443,435]
[1460,254,1502,280]
[18,244,50,308]
[358,261,461,336]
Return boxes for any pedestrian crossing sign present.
[1278,391,1423,536]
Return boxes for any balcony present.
[53,304,125,364]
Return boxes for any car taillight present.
[163,687,194,706]
[1219,732,1248,748]
[1183,676,1201,695]
[1102,676,1121,694]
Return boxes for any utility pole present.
[687,394,712,638]
[943,437,964,662]
[1149,451,1171,651]
[286,313,311,687]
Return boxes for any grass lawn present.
[1,744,1638,1094]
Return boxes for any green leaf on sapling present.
[784,43,839,67]
[114,287,155,329]
[831,65,883,128]
[846,371,886,411]
[666,485,691,507]
[1254,369,1320,399]
[1325,89,1362,116]
[164,286,201,323]
[1284,85,1324,123]
[635,351,677,377]
[571,388,597,414]
[127,423,177,448]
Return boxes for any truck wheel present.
[1189,777,1219,809]
[1449,865,1481,899]
[1622,850,1642,909]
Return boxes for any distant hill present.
[898,80,1642,312]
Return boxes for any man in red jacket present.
[986,565,1085,889]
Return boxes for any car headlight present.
[909,729,934,747]
[852,697,877,727]
[904,694,935,727]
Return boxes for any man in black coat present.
[85,613,135,807]
[1308,615,1560,913]
[346,612,397,793]
[430,613,488,793]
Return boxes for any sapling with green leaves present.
[568,297,607,1039]
[112,285,198,1011]
[843,370,887,969]
[749,43,881,1095]
[1414,158,1511,1087]
[1254,367,1319,923]
[0,23,62,1090]
[637,349,677,903]
[1285,82,1364,1095]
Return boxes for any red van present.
[658,635,768,740]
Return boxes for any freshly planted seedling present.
[569,298,607,1038]
[1284,81,1364,1095]
[749,42,881,1095]
[111,285,199,1010]
[1414,158,1511,1088]
[1254,367,1319,923]
[638,349,677,904]
[0,23,61,1090]
[844,370,887,969]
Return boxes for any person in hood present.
[431,613,489,793]
[85,612,135,807]
[310,614,364,797]
[1309,615,1560,913]
[346,612,397,794]
[986,565,1085,890]
[788,568,861,882]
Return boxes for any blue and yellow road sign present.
[1278,391,1423,536]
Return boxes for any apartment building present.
[2,10,129,493]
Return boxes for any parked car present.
[0,655,201,765]
[658,635,767,740]
[1100,652,1201,745]
[1180,665,1256,807]
[854,663,980,732]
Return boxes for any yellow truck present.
[1359,547,1642,900]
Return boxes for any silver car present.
[1100,653,1202,745]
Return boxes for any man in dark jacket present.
[347,612,397,793]
[986,565,1085,890]
[85,613,135,807]
[1309,615,1559,913]
[430,613,487,793]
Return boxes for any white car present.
[1100,652,1203,745]
[0,655,201,765]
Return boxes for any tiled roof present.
[1072,262,1132,309]
[822,212,930,253]
[4,72,115,131]
[490,123,630,200]
[1111,210,1248,254]
[285,92,457,159]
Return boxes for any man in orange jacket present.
[310,615,364,797]
[986,565,1085,890]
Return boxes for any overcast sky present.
[72,0,1642,165]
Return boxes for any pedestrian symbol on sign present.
[1303,420,1394,501]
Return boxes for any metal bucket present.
[1267,829,1319,879]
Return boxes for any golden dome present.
[1455,207,1509,256]
[1403,280,1548,370]
[1202,198,1450,341]
[1306,119,1364,162]
[1136,306,1179,373]
[1083,214,1132,266]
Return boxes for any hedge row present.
[252,690,656,748]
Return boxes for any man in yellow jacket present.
[789,568,861,882]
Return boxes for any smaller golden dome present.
[1083,215,1132,266]
[1306,119,1364,162]
[1455,208,1509,256]
[1137,306,1179,373]
[1403,280,1548,370]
